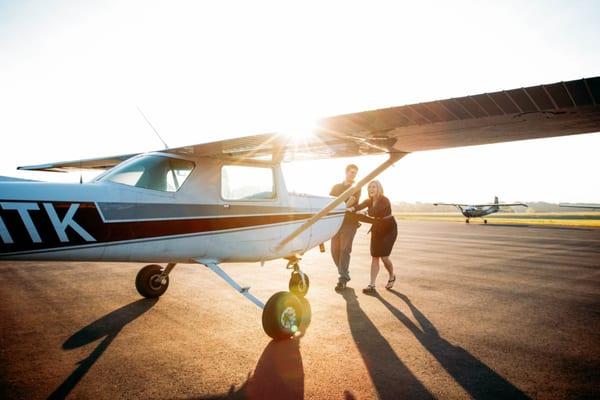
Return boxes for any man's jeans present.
[331,221,358,284]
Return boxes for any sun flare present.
[278,119,319,143]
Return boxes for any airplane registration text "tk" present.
[0,202,96,244]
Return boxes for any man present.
[330,164,361,292]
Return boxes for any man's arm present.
[329,184,340,197]
[346,194,358,207]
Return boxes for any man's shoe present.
[362,284,376,294]
[335,282,347,292]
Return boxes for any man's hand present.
[346,195,357,207]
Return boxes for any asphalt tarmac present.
[1,221,599,400]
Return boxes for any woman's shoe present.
[334,281,347,292]
[362,284,376,294]
[385,275,396,289]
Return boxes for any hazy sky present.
[0,0,598,203]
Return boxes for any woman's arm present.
[349,198,370,212]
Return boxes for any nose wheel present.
[287,257,310,298]
[289,271,310,298]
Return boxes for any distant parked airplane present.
[434,196,528,223]
[559,203,600,209]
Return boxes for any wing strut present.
[275,151,408,252]
[197,260,265,309]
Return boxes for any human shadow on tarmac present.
[189,337,304,400]
[341,288,435,400]
[379,289,530,400]
[47,298,158,400]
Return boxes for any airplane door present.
[217,163,281,261]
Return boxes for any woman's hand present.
[347,207,356,212]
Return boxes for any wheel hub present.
[149,274,164,291]
[280,306,298,332]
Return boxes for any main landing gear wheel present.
[136,264,169,298]
[289,272,310,297]
[466,219,470,223]
[262,291,305,340]
[484,219,488,224]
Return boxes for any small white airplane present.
[559,203,600,209]
[434,196,528,223]
[1,77,599,339]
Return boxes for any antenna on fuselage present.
[136,106,169,149]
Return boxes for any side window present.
[102,155,194,192]
[164,158,195,192]
[221,165,275,200]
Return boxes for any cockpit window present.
[100,155,194,192]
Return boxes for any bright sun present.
[279,119,319,143]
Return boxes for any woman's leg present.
[381,256,394,280]
[370,257,380,286]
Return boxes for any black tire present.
[135,264,169,298]
[298,297,312,334]
[289,272,310,297]
[262,291,303,340]
[466,219,470,223]
[484,219,488,224]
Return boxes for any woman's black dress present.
[355,196,398,257]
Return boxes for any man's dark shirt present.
[330,182,361,226]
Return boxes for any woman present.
[349,180,398,293]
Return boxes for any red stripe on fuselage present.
[0,201,342,254]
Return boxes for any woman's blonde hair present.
[368,180,384,198]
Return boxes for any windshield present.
[99,155,195,192]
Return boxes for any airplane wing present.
[469,203,528,207]
[434,202,527,207]
[18,153,138,172]
[559,203,600,209]
[163,76,600,160]
[18,76,600,171]
[0,175,38,182]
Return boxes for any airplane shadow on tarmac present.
[190,338,304,400]
[46,298,158,400]
[377,289,531,400]
[341,288,435,400]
